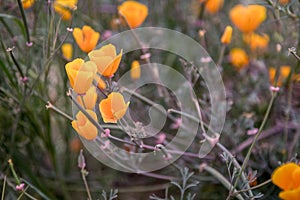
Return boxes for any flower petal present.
[272,163,300,191]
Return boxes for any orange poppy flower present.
[272,162,300,200]
[73,26,100,53]
[22,0,34,9]
[62,43,73,60]
[229,48,249,70]
[279,0,290,5]
[269,66,291,86]
[203,0,224,14]
[53,0,77,21]
[88,44,122,77]
[221,26,233,44]
[77,86,97,110]
[131,60,141,80]
[99,92,129,123]
[229,4,266,33]
[118,1,148,28]
[65,58,97,94]
[243,33,269,52]
[72,110,98,140]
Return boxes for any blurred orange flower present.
[99,92,129,123]
[229,48,249,70]
[221,26,233,44]
[203,0,224,14]
[73,26,100,53]
[279,0,290,5]
[22,0,34,9]
[243,33,269,52]
[69,137,82,152]
[77,86,97,110]
[65,58,97,94]
[269,66,291,86]
[229,4,266,33]
[62,43,73,60]
[118,1,148,28]
[272,162,300,200]
[53,0,77,20]
[72,110,98,140]
[131,60,141,80]
[88,44,122,77]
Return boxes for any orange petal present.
[118,1,148,28]
[77,86,97,110]
[131,60,141,80]
[99,97,115,123]
[110,92,129,120]
[272,163,300,190]
[73,110,98,140]
[292,168,300,188]
[205,0,224,14]
[279,188,300,200]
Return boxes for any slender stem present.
[80,96,86,109]
[8,159,21,185]
[1,176,6,200]
[232,179,272,195]
[16,185,29,200]
[7,48,25,78]
[16,0,31,44]
[67,89,104,132]
[217,143,253,197]
[46,101,73,121]
[231,93,276,196]
[81,170,92,200]
[24,191,39,200]
[289,47,300,61]
[200,164,244,200]
[217,44,226,67]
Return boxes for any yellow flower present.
[99,92,129,123]
[203,0,224,14]
[62,43,73,60]
[77,86,97,110]
[88,44,122,77]
[53,0,77,21]
[272,162,300,200]
[73,26,100,53]
[131,60,141,80]
[65,58,97,94]
[269,66,291,86]
[72,110,98,140]
[221,26,233,44]
[22,0,34,9]
[229,4,266,33]
[243,33,269,52]
[229,48,249,70]
[118,1,148,28]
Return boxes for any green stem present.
[16,0,31,44]
[232,179,272,195]
[81,170,92,200]
[8,48,25,78]
[201,164,244,200]
[8,159,21,185]
[1,175,6,200]
[217,143,253,197]
[217,44,226,67]
[232,93,276,196]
